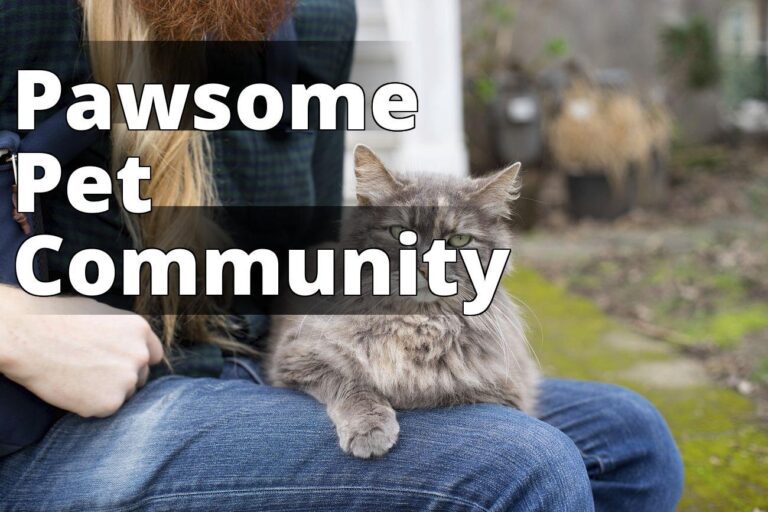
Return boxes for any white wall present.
[343,0,468,202]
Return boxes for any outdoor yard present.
[511,142,768,510]
[458,1,768,505]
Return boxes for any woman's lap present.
[0,371,683,512]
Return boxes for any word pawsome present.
[18,71,418,132]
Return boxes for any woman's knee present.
[497,414,594,511]
[407,405,593,511]
[590,384,684,508]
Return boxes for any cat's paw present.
[337,408,399,458]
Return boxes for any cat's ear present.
[354,144,402,205]
[470,162,522,215]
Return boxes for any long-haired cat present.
[265,145,539,458]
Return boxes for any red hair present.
[131,0,294,41]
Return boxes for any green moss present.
[688,306,768,347]
[506,266,768,511]
[711,272,745,298]
[754,357,768,384]
[634,254,762,346]
[505,268,619,379]
[661,389,768,511]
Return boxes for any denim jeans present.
[0,358,683,511]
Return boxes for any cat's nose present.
[418,264,429,280]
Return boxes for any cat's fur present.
[265,145,539,458]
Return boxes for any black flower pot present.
[566,165,638,220]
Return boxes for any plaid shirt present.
[0,0,356,377]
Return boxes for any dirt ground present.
[518,141,768,420]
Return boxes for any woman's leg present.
[0,376,593,512]
[537,379,684,512]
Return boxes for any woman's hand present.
[0,287,164,418]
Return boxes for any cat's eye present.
[447,234,473,248]
[389,225,408,240]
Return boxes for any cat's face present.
[346,145,521,311]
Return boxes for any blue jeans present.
[0,358,683,511]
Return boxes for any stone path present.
[506,267,768,511]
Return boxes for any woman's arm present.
[0,285,163,418]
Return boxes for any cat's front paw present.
[337,407,399,458]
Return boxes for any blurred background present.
[347,1,768,509]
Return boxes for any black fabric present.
[0,133,64,457]
[0,92,99,459]
[0,380,65,457]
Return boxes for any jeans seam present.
[91,486,492,512]
[224,356,265,384]
[580,450,606,475]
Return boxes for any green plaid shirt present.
[0,0,356,377]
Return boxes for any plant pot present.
[566,165,638,220]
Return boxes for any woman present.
[0,0,684,510]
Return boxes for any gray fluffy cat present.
[265,145,539,458]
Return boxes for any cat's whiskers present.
[504,296,543,369]
[490,300,538,371]
[454,281,520,379]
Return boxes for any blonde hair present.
[80,0,246,352]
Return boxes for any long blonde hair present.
[80,0,244,351]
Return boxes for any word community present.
[18,235,508,316]
[14,155,508,315]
